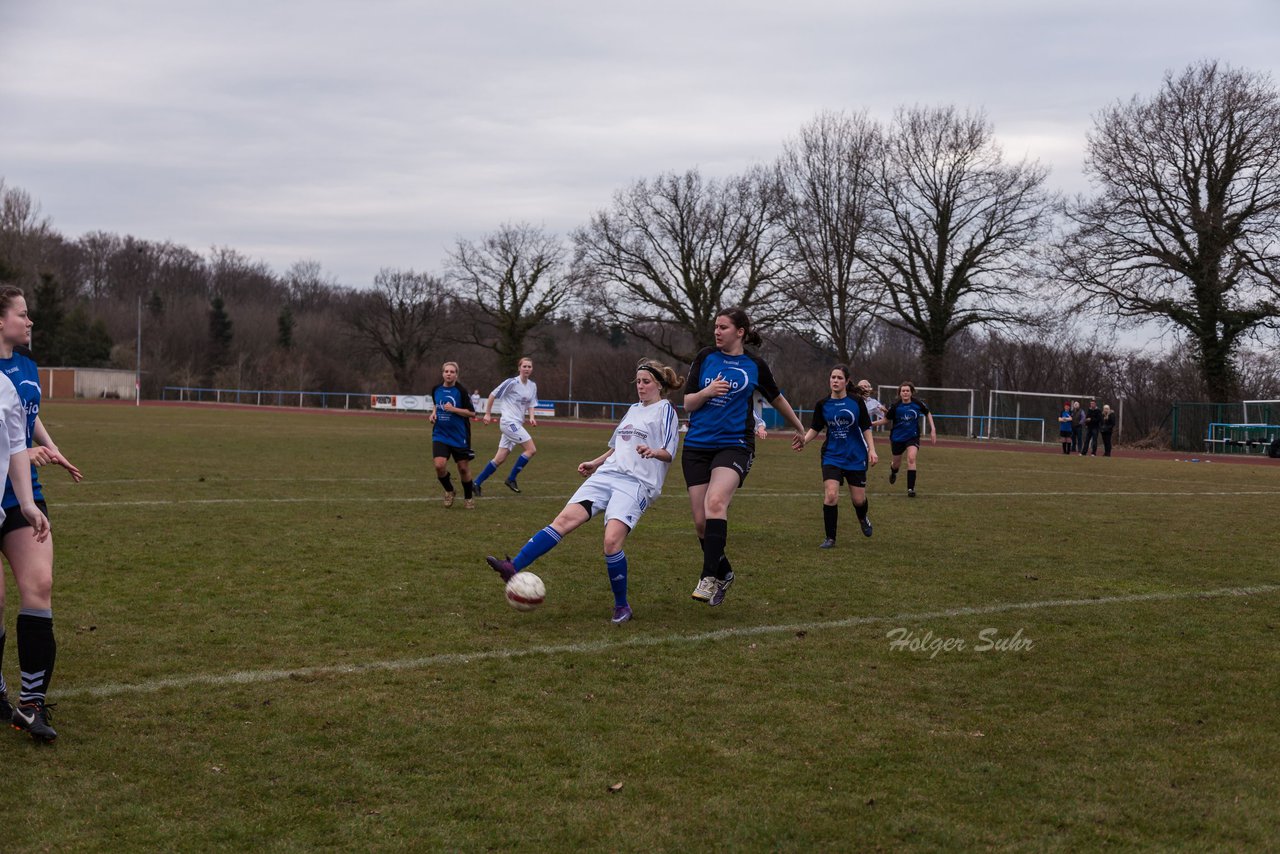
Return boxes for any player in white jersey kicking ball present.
[486,359,683,624]
[473,356,539,495]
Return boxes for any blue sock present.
[508,454,530,482]
[474,461,498,486]
[605,551,628,607]
[513,526,561,570]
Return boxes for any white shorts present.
[497,421,533,450]
[568,470,655,531]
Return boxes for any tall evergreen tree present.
[208,295,233,370]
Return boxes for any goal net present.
[877,385,976,438]
[1242,399,1280,427]
[984,389,1097,443]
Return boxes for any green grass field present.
[6,402,1279,851]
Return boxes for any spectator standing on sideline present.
[1058,402,1073,455]
[1082,399,1102,456]
[1071,401,1085,453]
[1099,405,1118,457]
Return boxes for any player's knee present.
[704,496,730,517]
[525,445,538,457]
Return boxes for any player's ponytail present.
[717,306,762,348]
[637,358,684,396]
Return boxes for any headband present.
[638,363,668,388]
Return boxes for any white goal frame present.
[984,389,1101,444]
[1243,399,1280,423]
[878,385,976,437]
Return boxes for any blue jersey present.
[431,383,474,449]
[683,348,781,450]
[1058,408,1073,437]
[884,398,930,444]
[810,396,872,470]
[0,350,43,508]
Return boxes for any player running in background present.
[683,307,806,607]
[799,365,877,548]
[473,357,539,495]
[0,287,63,743]
[429,361,477,509]
[486,359,683,624]
[883,381,936,498]
[856,379,884,427]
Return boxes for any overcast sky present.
[3,0,1278,291]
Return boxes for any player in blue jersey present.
[429,361,477,509]
[0,286,67,743]
[799,365,877,548]
[486,359,684,624]
[883,381,936,498]
[473,357,539,495]
[683,307,806,606]
[1057,401,1073,455]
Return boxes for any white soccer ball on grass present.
[505,572,546,611]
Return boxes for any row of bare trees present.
[0,60,1277,413]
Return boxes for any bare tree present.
[447,223,576,375]
[347,268,446,392]
[864,106,1054,386]
[776,110,882,363]
[1058,61,1280,400]
[0,178,56,289]
[573,167,788,365]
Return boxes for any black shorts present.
[890,439,920,456]
[682,446,753,488]
[821,465,867,488]
[1,499,48,538]
[432,441,476,462]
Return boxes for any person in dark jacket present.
[1082,400,1102,456]
[1099,404,1118,457]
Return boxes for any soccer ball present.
[505,572,546,611]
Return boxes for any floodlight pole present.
[135,294,142,407]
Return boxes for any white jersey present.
[0,379,25,458]
[491,376,539,427]
[597,399,680,494]
[865,396,884,423]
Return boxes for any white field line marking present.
[52,488,1280,509]
[55,491,1280,512]
[60,584,1280,700]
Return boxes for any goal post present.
[984,389,1099,444]
[877,385,976,437]
[1242,399,1280,425]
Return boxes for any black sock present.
[0,629,6,695]
[462,480,473,499]
[823,504,837,539]
[703,519,728,579]
[854,498,868,520]
[438,474,454,493]
[700,535,732,576]
[907,470,917,490]
[16,610,55,705]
